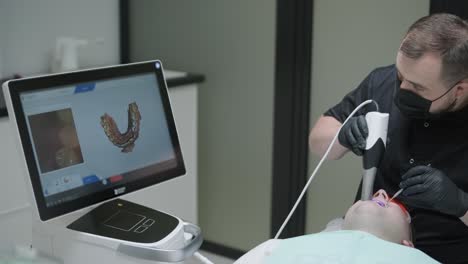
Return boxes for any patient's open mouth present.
[371,199,386,208]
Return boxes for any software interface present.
[20,73,177,207]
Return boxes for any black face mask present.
[394,79,458,120]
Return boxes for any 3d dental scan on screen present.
[2,61,212,264]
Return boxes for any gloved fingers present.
[346,128,364,155]
[351,119,366,149]
[353,146,364,156]
[402,165,431,180]
[345,126,358,148]
[402,184,427,196]
[356,115,368,138]
[399,174,427,189]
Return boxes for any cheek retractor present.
[372,198,387,208]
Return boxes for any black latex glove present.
[338,115,368,156]
[399,166,468,217]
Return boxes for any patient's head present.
[342,189,413,247]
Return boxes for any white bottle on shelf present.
[50,37,88,73]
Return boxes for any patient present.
[342,189,413,246]
[235,190,438,264]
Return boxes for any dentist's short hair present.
[400,13,468,86]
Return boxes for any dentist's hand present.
[399,166,468,217]
[338,115,368,156]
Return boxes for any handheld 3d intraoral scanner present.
[274,100,389,239]
[360,112,389,201]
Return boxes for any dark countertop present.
[166,73,205,88]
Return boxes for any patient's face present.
[342,189,412,245]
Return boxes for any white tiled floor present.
[185,250,235,264]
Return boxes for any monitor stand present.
[35,199,203,263]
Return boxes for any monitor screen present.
[4,61,185,221]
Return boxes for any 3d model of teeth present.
[100,102,141,152]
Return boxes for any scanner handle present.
[117,222,203,263]
[361,112,389,201]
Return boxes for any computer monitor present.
[3,60,185,221]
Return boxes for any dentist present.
[309,13,468,263]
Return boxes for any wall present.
[130,0,276,251]
[0,0,119,77]
[0,2,4,79]
[0,0,119,252]
[306,0,430,233]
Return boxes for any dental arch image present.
[100,102,141,153]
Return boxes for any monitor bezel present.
[6,60,186,221]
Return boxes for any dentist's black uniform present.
[325,64,468,263]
